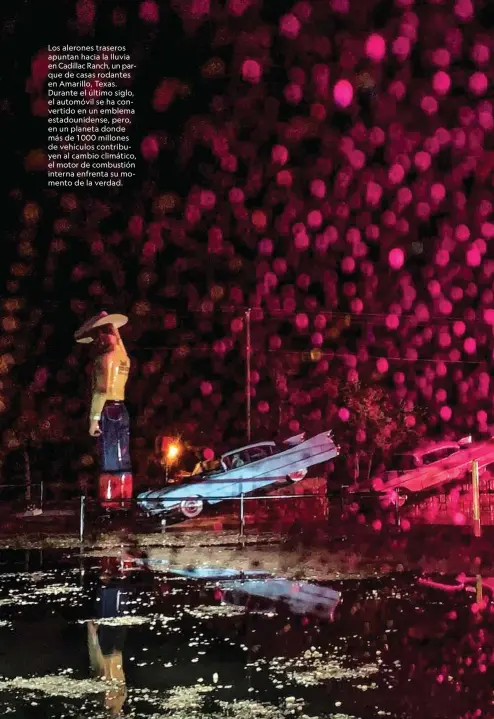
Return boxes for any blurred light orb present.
[421,96,438,115]
[229,187,244,204]
[469,72,488,96]
[376,358,388,373]
[279,13,301,38]
[455,224,470,242]
[141,136,159,160]
[258,401,270,414]
[386,314,399,330]
[258,238,273,255]
[333,79,353,108]
[307,210,323,229]
[414,151,431,171]
[388,80,406,100]
[341,256,355,273]
[310,179,326,198]
[439,299,452,315]
[454,0,474,20]
[440,406,452,421]
[481,222,494,239]
[484,309,494,325]
[430,183,446,203]
[271,145,289,165]
[365,33,386,62]
[464,337,476,354]
[338,407,350,421]
[453,321,466,337]
[277,170,293,187]
[251,210,267,230]
[284,83,303,104]
[432,48,450,68]
[432,71,451,95]
[388,248,405,270]
[295,313,309,330]
[466,247,481,267]
[139,0,159,22]
[392,36,411,58]
[203,447,214,461]
[388,164,405,184]
[294,232,309,250]
[472,43,490,66]
[241,59,262,84]
[435,250,449,267]
[199,190,216,209]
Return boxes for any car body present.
[355,436,494,505]
[138,430,338,521]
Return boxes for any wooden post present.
[24,446,31,503]
[79,495,86,543]
[476,574,483,604]
[245,309,252,442]
[472,460,481,538]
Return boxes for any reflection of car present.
[222,578,340,621]
[354,436,494,506]
[166,566,340,621]
[138,430,338,521]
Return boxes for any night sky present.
[2,0,494,488]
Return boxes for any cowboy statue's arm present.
[90,352,115,423]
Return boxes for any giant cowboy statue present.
[74,312,133,509]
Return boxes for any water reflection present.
[87,567,128,715]
[1,549,494,718]
[222,578,340,621]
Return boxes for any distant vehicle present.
[138,430,339,521]
[351,435,494,506]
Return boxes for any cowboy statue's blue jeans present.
[98,401,132,473]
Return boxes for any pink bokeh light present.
[333,79,353,108]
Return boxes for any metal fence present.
[78,491,329,543]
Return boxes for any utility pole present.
[245,308,252,442]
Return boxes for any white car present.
[138,430,339,521]
[361,436,494,505]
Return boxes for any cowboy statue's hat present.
[74,311,128,343]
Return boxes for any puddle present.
[0,549,492,718]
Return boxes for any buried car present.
[352,435,494,507]
[138,430,338,521]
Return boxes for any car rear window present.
[422,447,458,464]
[390,454,417,472]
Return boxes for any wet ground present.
[0,549,493,718]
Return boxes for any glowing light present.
[333,79,353,108]
[365,34,386,62]
[242,59,262,84]
[432,71,451,95]
[388,248,405,270]
[167,443,180,461]
[279,13,301,38]
[469,72,488,96]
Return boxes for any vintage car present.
[353,435,494,506]
[138,430,339,521]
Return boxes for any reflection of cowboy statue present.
[74,312,133,508]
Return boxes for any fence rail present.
[78,491,328,543]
